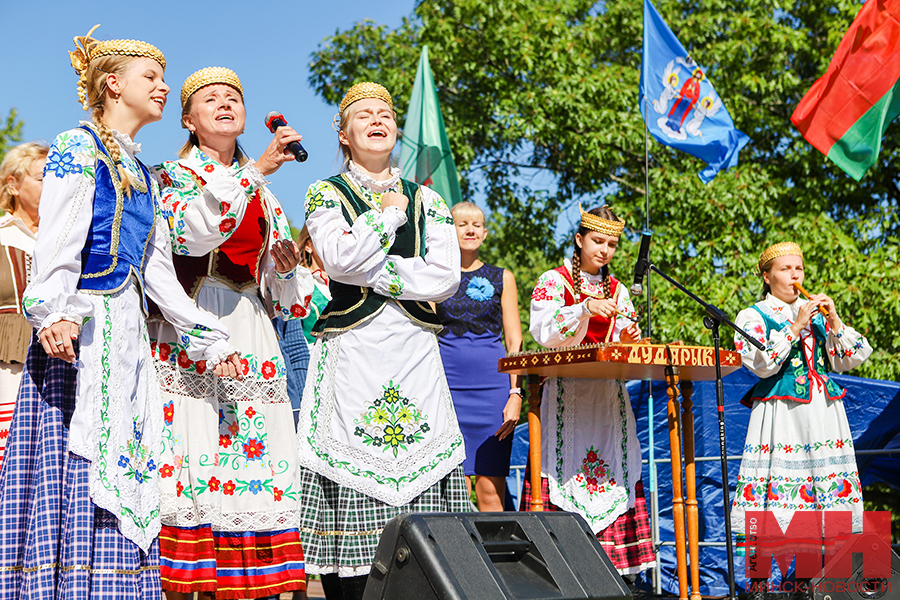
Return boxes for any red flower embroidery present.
[219,201,231,216]
[240,178,250,188]
[219,434,232,448]
[207,476,220,492]
[531,287,551,302]
[177,236,186,244]
[274,487,283,501]
[157,343,170,362]
[743,485,756,501]
[204,164,215,173]
[178,350,192,369]
[836,479,852,498]
[163,401,174,426]
[586,450,598,463]
[223,480,236,495]
[835,439,844,448]
[261,361,276,380]
[243,437,265,460]
[160,464,174,478]
[228,421,239,436]
[799,484,816,503]
[784,445,793,453]
[274,207,282,215]
[171,201,180,212]
[160,172,173,186]
[219,217,237,234]
[176,481,184,497]
[290,303,308,318]
[240,357,250,375]
[245,406,256,418]
[195,360,207,375]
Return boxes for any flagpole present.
[643,96,661,597]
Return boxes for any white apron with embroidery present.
[730,294,872,534]
[530,261,641,534]
[297,163,465,507]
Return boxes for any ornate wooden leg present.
[666,366,688,600]
[681,380,702,600]
[527,374,543,512]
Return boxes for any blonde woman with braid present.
[0,27,241,599]
[524,205,656,577]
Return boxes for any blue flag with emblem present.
[639,0,750,183]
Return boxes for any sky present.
[0,0,416,228]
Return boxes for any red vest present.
[553,265,620,345]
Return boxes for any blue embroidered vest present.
[741,303,846,406]
[77,127,156,313]
[312,174,441,335]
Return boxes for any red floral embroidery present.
[245,406,256,418]
[243,438,265,460]
[208,476,220,492]
[204,164,215,173]
[784,445,793,453]
[228,421,239,436]
[274,487,283,501]
[220,201,231,216]
[290,303,308,318]
[163,401,174,426]
[219,434,232,448]
[160,464,174,478]
[160,172,173,186]
[219,217,237,234]
[157,343,170,362]
[223,480,236,495]
[836,479,852,498]
[743,485,756,501]
[178,350,192,369]
[240,357,250,375]
[835,439,844,448]
[799,484,816,503]
[176,481,184,497]
[261,361,276,380]
[195,360,207,375]
[240,178,250,188]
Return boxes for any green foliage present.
[0,108,23,160]
[309,0,899,380]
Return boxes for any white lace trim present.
[156,362,290,404]
[347,160,401,191]
[203,340,239,369]
[79,120,142,155]
[37,312,84,334]
[305,564,372,577]
[160,501,301,532]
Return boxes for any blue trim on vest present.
[76,126,156,313]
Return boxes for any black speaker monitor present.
[363,512,633,600]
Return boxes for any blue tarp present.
[506,370,900,594]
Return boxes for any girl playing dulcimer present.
[524,204,656,577]
[731,242,872,600]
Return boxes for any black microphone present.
[264,112,308,163]
[631,232,652,296]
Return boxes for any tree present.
[0,108,23,160]
[309,0,899,380]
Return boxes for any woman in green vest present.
[296,82,470,600]
[730,242,872,599]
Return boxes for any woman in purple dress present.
[435,202,523,511]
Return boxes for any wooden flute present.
[792,281,830,316]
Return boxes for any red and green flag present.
[399,46,462,206]
[791,0,900,181]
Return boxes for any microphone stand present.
[639,259,764,600]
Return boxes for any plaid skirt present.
[0,339,160,599]
[298,464,473,577]
[521,475,656,575]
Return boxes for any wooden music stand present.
[500,343,741,600]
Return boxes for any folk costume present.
[435,263,513,477]
[731,243,872,538]
[296,82,470,580]
[0,32,237,600]
[522,207,656,575]
[149,68,313,598]
[0,214,35,465]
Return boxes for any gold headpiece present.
[339,82,393,114]
[180,67,244,108]
[758,242,803,273]
[579,203,625,237]
[70,25,166,110]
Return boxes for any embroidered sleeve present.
[825,323,873,372]
[734,306,790,377]
[23,128,99,331]
[257,191,316,321]
[151,158,267,256]
[529,269,591,348]
[143,203,236,363]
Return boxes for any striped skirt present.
[0,339,160,599]
[522,476,656,575]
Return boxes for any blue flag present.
[640,0,750,183]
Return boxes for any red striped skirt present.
[160,525,305,599]
[521,477,656,575]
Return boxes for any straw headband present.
[70,24,166,110]
[579,203,625,237]
[758,242,803,274]
[181,66,244,108]
[333,82,393,131]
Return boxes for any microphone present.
[264,112,308,163]
[631,232,652,296]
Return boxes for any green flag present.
[399,46,462,206]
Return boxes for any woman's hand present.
[620,321,641,343]
[811,293,842,332]
[213,353,244,380]
[586,298,617,319]
[790,300,820,338]
[495,392,522,441]
[256,126,303,176]
[39,320,80,363]
[380,191,409,212]
[271,239,301,273]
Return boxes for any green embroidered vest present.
[312,174,441,335]
[742,304,846,406]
